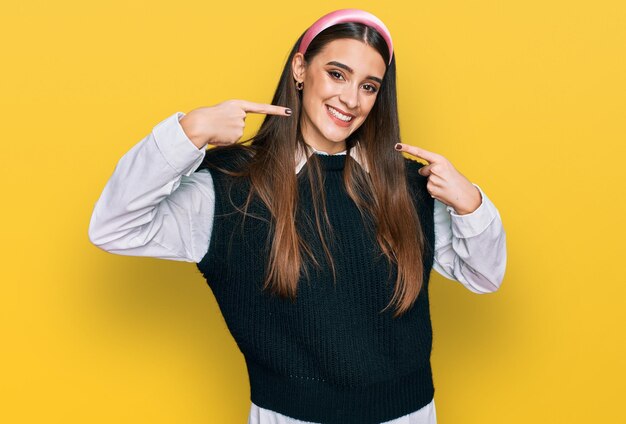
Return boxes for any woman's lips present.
[326,105,354,127]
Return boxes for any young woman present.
[88,9,506,424]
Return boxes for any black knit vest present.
[195,148,435,424]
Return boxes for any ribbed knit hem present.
[247,359,435,424]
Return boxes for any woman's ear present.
[291,52,306,83]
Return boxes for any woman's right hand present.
[179,99,292,148]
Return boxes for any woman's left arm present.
[395,143,507,293]
[432,185,507,293]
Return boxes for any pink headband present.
[298,8,394,65]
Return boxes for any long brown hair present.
[200,22,427,318]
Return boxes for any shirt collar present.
[294,142,369,174]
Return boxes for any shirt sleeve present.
[88,112,215,263]
[432,183,507,293]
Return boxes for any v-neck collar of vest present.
[294,141,369,175]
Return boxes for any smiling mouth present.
[326,105,354,122]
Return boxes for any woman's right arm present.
[87,112,215,263]
[88,101,291,262]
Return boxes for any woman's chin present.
[322,127,351,142]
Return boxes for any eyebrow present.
[325,61,383,84]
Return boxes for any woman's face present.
[292,38,386,153]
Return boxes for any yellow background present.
[2,0,624,422]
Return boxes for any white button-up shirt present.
[88,112,507,424]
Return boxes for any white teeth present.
[327,105,353,122]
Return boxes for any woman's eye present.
[328,70,344,80]
[364,84,378,93]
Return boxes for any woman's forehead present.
[313,39,386,77]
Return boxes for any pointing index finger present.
[240,100,291,116]
[396,143,440,163]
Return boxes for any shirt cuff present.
[446,183,498,238]
[151,111,206,176]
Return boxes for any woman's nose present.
[338,84,359,110]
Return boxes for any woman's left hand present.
[395,143,482,215]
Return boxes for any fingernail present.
[286,108,292,115]
[394,143,402,150]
